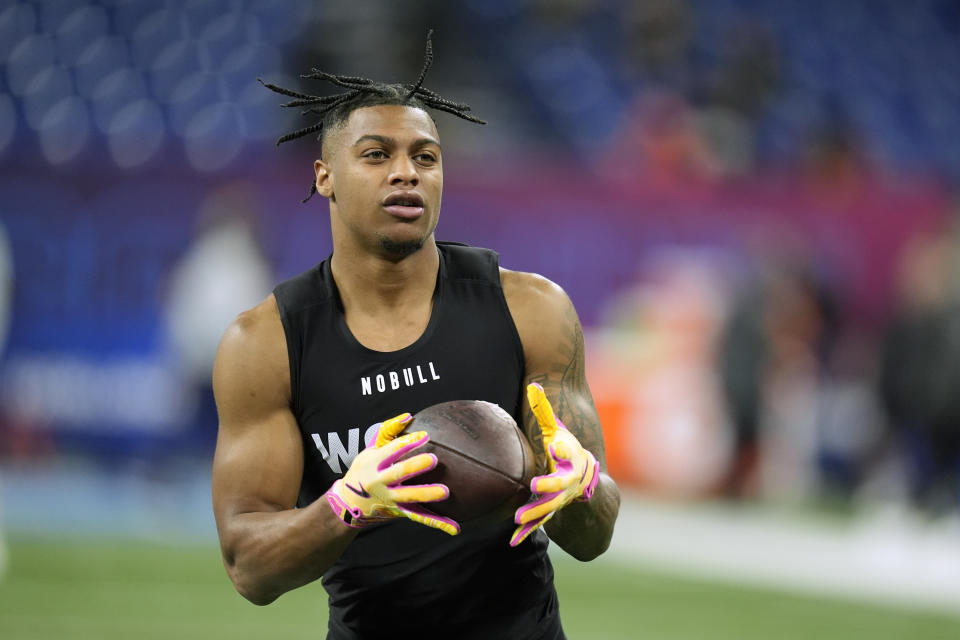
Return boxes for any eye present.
[363,150,387,160]
[415,152,437,164]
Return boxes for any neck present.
[330,236,440,314]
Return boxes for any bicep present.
[211,313,303,530]
[509,276,608,469]
[212,407,303,523]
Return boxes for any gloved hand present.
[510,384,600,547]
[325,413,460,536]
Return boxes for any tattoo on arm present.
[520,290,620,559]
[525,302,606,470]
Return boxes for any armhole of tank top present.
[272,291,301,419]
[440,244,526,379]
[492,263,527,381]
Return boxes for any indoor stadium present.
[1,1,959,638]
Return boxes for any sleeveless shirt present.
[273,242,563,640]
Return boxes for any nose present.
[388,155,419,186]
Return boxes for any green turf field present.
[1,537,958,639]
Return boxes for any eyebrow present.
[352,134,441,150]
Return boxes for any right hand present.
[324,413,460,535]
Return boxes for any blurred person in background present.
[210,35,619,639]
[164,184,274,449]
[609,90,717,186]
[879,207,960,517]
[717,255,840,500]
[619,0,693,86]
[608,10,782,184]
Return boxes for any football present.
[404,399,536,530]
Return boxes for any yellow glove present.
[510,384,599,547]
[325,413,460,536]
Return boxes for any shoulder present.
[501,268,572,320]
[500,268,581,366]
[218,294,285,355]
[214,294,291,413]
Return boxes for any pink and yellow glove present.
[325,413,460,536]
[510,384,600,547]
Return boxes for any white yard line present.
[593,492,960,613]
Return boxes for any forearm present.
[545,473,619,561]
[220,498,358,605]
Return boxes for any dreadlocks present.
[260,30,486,202]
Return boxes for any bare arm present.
[211,295,357,605]
[503,270,620,561]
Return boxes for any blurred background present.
[1,0,960,638]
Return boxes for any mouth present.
[382,191,425,219]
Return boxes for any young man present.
[212,36,620,639]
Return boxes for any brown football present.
[404,399,536,530]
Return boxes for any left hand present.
[510,383,600,547]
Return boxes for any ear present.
[314,159,334,199]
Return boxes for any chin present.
[378,235,425,259]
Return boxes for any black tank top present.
[273,242,563,640]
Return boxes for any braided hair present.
[260,30,486,202]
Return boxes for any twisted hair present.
[260,30,486,202]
